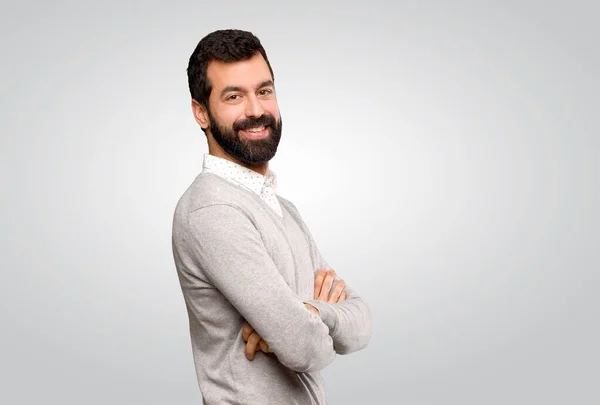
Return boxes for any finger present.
[317,270,336,301]
[245,332,262,360]
[259,339,270,353]
[339,289,347,302]
[328,279,345,304]
[304,303,319,316]
[313,269,327,299]
[242,322,254,342]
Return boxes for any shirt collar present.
[202,154,278,195]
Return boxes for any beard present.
[209,112,283,166]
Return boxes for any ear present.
[191,99,210,130]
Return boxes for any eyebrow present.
[220,80,274,98]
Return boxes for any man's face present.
[204,53,282,166]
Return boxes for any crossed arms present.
[242,269,348,359]
[175,203,372,373]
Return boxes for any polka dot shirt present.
[202,154,283,217]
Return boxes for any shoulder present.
[174,173,243,213]
[172,173,250,231]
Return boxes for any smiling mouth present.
[239,125,270,139]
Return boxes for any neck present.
[207,141,269,176]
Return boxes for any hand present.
[314,269,347,303]
[304,302,319,316]
[242,321,272,360]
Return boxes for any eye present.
[258,88,273,96]
[226,94,241,101]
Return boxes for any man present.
[172,29,371,405]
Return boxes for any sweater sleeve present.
[174,203,336,373]
[306,282,372,355]
[281,200,372,355]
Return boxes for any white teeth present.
[246,126,265,132]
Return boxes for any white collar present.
[202,154,278,196]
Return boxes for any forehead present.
[207,53,273,91]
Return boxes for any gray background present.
[1,0,598,404]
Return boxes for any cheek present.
[263,100,280,119]
[213,106,242,128]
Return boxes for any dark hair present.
[187,29,274,109]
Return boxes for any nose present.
[245,94,265,118]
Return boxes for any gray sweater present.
[172,172,371,405]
